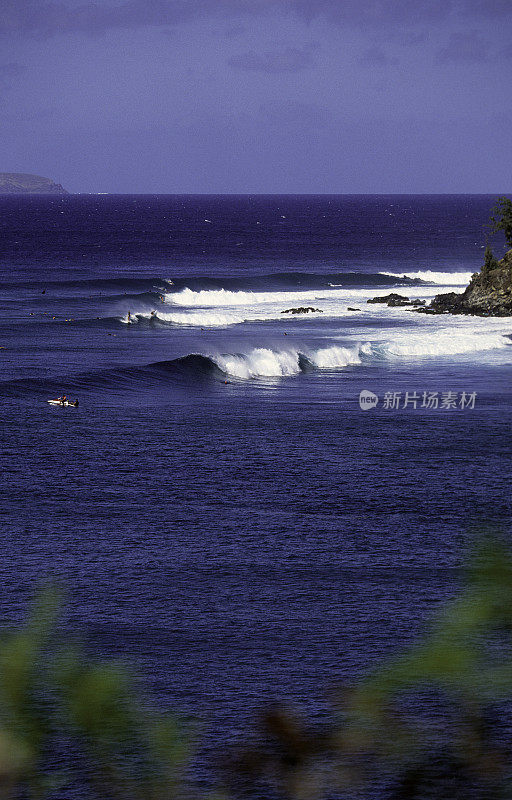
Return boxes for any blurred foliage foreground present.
[1,536,512,800]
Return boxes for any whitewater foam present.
[213,344,361,379]
[309,345,361,369]
[165,287,350,307]
[125,285,453,328]
[359,325,510,360]
[216,349,301,378]
[380,270,473,285]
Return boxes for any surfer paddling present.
[48,395,79,407]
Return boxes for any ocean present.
[0,194,511,786]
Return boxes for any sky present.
[0,0,511,193]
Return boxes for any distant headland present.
[0,173,68,194]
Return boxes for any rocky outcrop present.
[367,293,425,307]
[0,173,68,194]
[281,307,323,314]
[418,248,512,317]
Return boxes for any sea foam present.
[213,344,361,378]
[380,270,473,285]
[165,287,350,307]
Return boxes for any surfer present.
[127,310,131,324]
[49,395,78,407]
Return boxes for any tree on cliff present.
[489,196,512,247]
[481,245,499,280]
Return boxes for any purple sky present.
[1,0,511,193]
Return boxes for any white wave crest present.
[213,344,361,379]
[310,345,361,369]
[166,287,348,307]
[361,329,510,359]
[154,309,245,327]
[380,270,473,285]
[216,349,301,378]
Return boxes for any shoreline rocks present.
[367,293,426,307]
[281,306,323,314]
[416,247,512,317]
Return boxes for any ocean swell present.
[380,270,473,285]
[215,345,361,378]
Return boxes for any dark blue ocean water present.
[0,195,511,787]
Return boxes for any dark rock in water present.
[416,248,512,317]
[0,173,68,194]
[367,293,427,308]
[367,293,415,306]
[429,292,465,312]
[387,296,413,307]
[367,293,409,305]
[368,293,397,304]
[281,306,323,314]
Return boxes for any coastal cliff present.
[424,247,512,317]
[0,173,68,194]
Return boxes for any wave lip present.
[310,345,361,369]
[380,270,473,286]
[216,348,301,378]
[2,327,509,398]
[165,287,329,307]
[360,328,511,360]
[155,274,467,329]
[214,344,361,379]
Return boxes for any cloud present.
[0,62,27,89]
[0,62,27,77]
[380,30,429,46]
[260,100,336,127]
[296,0,512,25]
[358,47,399,67]
[463,0,512,18]
[228,42,318,73]
[436,31,490,63]
[0,0,229,37]
[293,0,451,26]
[223,24,247,38]
[0,0,511,38]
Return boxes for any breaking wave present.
[215,345,360,378]
[164,287,368,307]
[1,329,509,399]
[0,270,427,293]
[360,327,511,359]
[380,270,473,285]
[0,345,362,396]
